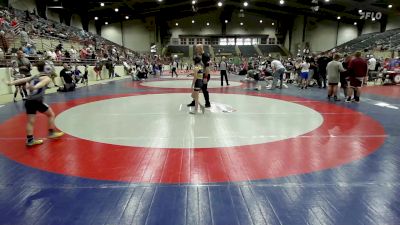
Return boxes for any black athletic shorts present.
[25,100,49,115]
[349,77,363,88]
[194,79,203,90]
[328,82,338,86]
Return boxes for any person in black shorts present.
[187,44,211,108]
[189,56,205,114]
[5,61,64,146]
[81,65,89,86]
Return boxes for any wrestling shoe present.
[26,139,43,147]
[187,102,195,107]
[48,131,64,139]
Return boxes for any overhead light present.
[259,20,263,23]
[240,22,243,26]
[175,22,179,26]
[47,6,63,8]
[192,0,196,4]
[94,16,98,20]
[105,22,108,25]
[358,9,362,13]
[325,0,330,2]
[115,8,119,12]
[272,22,275,25]
[100,2,104,6]
[279,0,284,5]
[192,20,195,23]
[206,22,210,26]
[225,20,228,23]
[388,4,393,8]
[125,16,129,19]
[218,1,223,7]
[158,0,163,2]
[243,2,248,7]
[353,22,357,25]
[337,16,341,20]
[372,17,376,21]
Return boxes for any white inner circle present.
[140,80,242,88]
[55,93,323,148]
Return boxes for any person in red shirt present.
[346,51,368,103]
[10,17,17,27]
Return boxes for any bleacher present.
[212,45,236,55]
[335,28,400,52]
[238,46,258,57]
[167,45,189,57]
[258,45,285,56]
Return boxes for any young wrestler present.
[189,56,205,114]
[4,61,64,146]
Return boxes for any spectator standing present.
[20,28,29,46]
[300,59,310,89]
[58,63,75,92]
[367,55,377,81]
[16,50,31,77]
[11,60,27,101]
[0,30,8,53]
[317,54,331,88]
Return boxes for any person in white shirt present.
[300,59,310,89]
[367,56,377,81]
[69,46,77,61]
[171,60,178,77]
[220,56,229,86]
[268,59,286,90]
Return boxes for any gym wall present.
[362,20,380,35]
[386,14,400,30]
[101,20,153,52]
[9,0,36,11]
[169,11,277,40]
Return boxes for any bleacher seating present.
[212,45,236,55]
[258,45,285,55]
[334,28,400,52]
[167,45,189,57]
[238,46,258,57]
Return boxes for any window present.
[196,38,203,44]
[244,38,252,45]
[219,38,227,45]
[171,38,179,45]
[188,38,195,45]
[205,38,211,45]
[260,37,267,44]
[236,38,243,45]
[180,38,187,45]
[212,39,219,45]
[228,38,235,45]
[252,38,258,45]
[268,38,276,44]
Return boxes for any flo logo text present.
[360,11,382,20]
